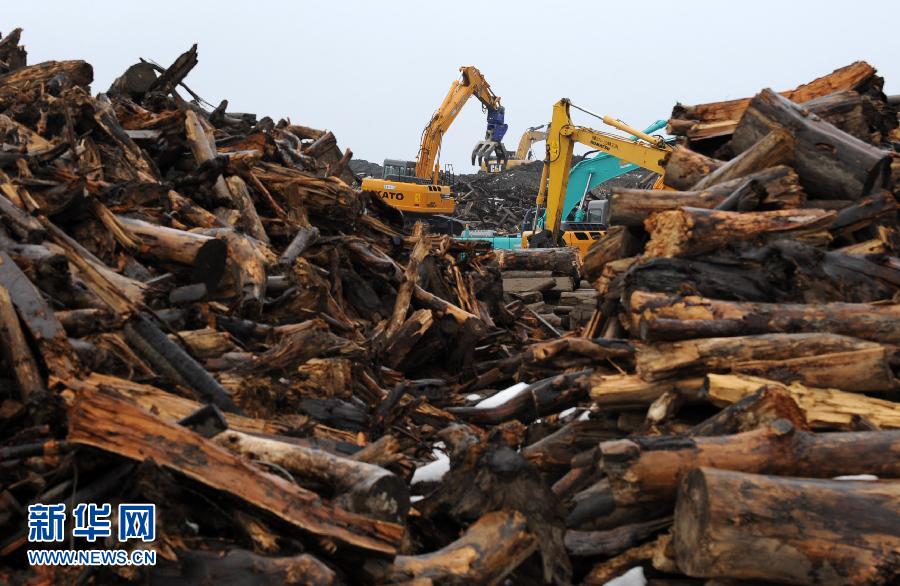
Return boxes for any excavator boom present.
[416,66,507,182]
[536,99,672,244]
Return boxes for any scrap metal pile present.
[0,28,899,585]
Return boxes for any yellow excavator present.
[478,125,547,173]
[361,66,508,219]
[525,98,673,255]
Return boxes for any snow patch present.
[411,453,450,484]
[604,566,646,586]
[833,474,878,481]
[474,382,529,409]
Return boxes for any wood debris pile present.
[0,26,899,585]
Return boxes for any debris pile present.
[0,26,898,586]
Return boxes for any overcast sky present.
[6,1,899,173]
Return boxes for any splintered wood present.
[0,28,898,586]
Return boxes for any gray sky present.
[7,1,899,173]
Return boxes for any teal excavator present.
[461,118,669,250]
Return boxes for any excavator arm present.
[535,99,671,243]
[515,125,548,160]
[415,66,507,183]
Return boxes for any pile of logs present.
[567,60,900,584]
[1,27,898,585]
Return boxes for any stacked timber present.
[0,27,899,585]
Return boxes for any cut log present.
[599,419,900,506]
[628,291,900,344]
[581,226,640,281]
[635,332,895,392]
[495,247,580,278]
[385,223,428,340]
[644,207,835,258]
[0,285,45,401]
[609,182,765,228]
[224,175,269,244]
[522,419,621,473]
[692,128,794,190]
[661,146,723,190]
[213,429,409,522]
[278,226,319,266]
[117,216,227,288]
[829,190,897,236]
[0,60,93,106]
[565,517,671,558]
[731,88,892,200]
[0,191,44,243]
[688,384,808,436]
[123,313,239,412]
[0,249,79,380]
[66,387,403,555]
[672,467,900,585]
[590,373,704,409]
[385,510,536,585]
[706,373,900,430]
[668,61,878,141]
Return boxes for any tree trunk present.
[628,291,900,344]
[668,61,878,141]
[599,419,900,506]
[0,285,45,401]
[0,249,79,380]
[385,510,536,586]
[692,128,794,190]
[495,247,580,278]
[117,216,227,288]
[590,373,704,409]
[581,226,639,281]
[661,146,723,190]
[731,88,892,200]
[705,373,900,430]
[644,207,835,258]
[635,332,895,391]
[672,467,900,585]
[213,429,409,522]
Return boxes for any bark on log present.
[0,191,44,243]
[706,373,900,430]
[668,61,878,141]
[213,429,409,522]
[600,419,900,506]
[385,510,536,585]
[0,60,93,106]
[644,207,835,258]
[278,227,319,266]
[565,517,671,558]
[495,247,580,278]
[0,249,79,380]
[662,146,723,190]
[0,285,45,401]
[731,88,892,200]
[581,226,639,281]
[692,128,794,190]
[609,182,766,228]
[628,291,900,344]
[829,190,897,236]
[123,313,239,412]
[635,332,895,392]
[66,387,403,555]
[672,467,900,585]
[590,374,704,409]
[117,216,227,288]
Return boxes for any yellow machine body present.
[360,176,454,215]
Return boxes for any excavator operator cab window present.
[382,160,417,182]
[584,199,610,224]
